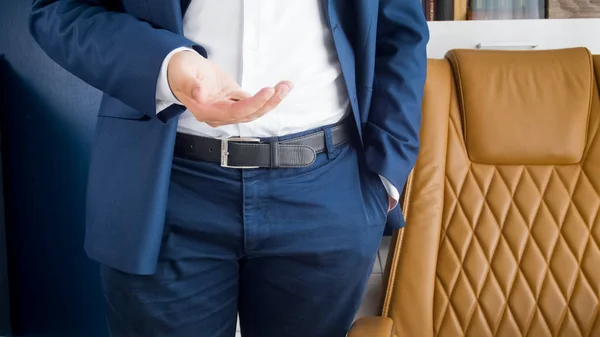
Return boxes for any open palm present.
[168,50,293,127]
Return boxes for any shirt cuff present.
[155,46,194,114]
[379,175,399,210]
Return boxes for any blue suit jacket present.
[29,0,429,274]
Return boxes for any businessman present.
[29,0,428,336]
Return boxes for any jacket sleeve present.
[364,0,429,194]
[29,0,205,118]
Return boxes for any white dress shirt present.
[155,0,399,203]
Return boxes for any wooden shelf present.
[427,18,600,58]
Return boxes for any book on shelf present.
[422,0,455,20]
[422,0,600,20]
[468,0,544,20]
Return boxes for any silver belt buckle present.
[220,137,261,169]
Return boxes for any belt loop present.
[323,127,337,160]
[270,140,280,168]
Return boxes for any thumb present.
[168,50,207,104]
[170,72,205,105]
[186,77,206,104]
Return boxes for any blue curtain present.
[0,1,108,336]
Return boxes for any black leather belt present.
[174,120,352,169]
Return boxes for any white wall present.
[427,18,600,58]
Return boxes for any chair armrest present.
[347,316,394,337]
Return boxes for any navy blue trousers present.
[100,128,389,337]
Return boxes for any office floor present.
[234,236,392,336]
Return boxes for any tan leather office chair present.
[349,47,600,337]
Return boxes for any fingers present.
[231,87,276,116]
[237,81,293,123]
[192,81,294,127]
[228,90,252,102]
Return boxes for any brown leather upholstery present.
[446,48,593,165]
[347,317,394,337]
[350,48,600,337]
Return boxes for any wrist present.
[156,47,194,106]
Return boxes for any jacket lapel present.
[180,0,192,17]
[322,0,362,138]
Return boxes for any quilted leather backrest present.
[383,49,600,337]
